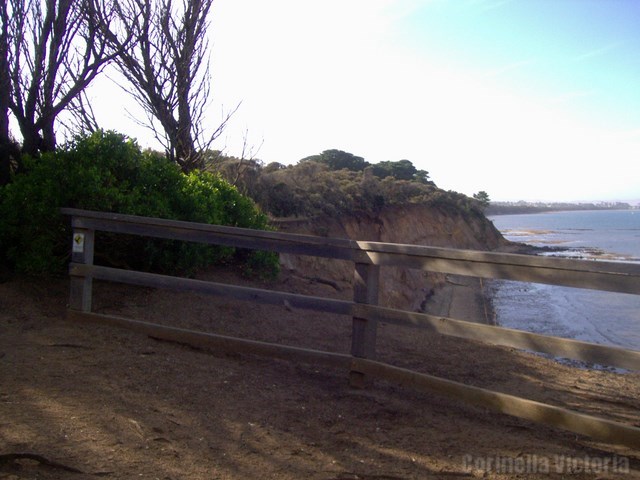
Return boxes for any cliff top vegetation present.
[207,149,487,220]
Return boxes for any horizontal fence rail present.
[62,208,640,293]
[68,263,640,372]
[354,243,640,295]
[62,208,640,449]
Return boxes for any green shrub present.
[0,130,278,277]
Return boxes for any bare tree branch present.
[59,88,100,135]
[7,0,123,156]
[101,0,231,172]
[229,128,263,190]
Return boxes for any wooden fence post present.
[350,261,380,388]
[69,227,95,312]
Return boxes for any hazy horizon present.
[490,198,639,206]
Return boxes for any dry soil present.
[1,267,640,479]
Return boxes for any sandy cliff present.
[274,204,509,321]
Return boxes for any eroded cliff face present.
[276,204,509,312]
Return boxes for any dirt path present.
[1,269,640,479]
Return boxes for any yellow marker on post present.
[72,233,85,253]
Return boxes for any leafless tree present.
[226,129,263,192]
[103,0,233,172]
[6,0,122,157]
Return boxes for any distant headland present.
[486,201,637,216]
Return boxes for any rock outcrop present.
[274,204,509,319]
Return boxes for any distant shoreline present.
[486,205,635,216]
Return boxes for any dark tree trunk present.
[41,117,56,152]
[0,145,11,186]
[21,129,43,158]
[0,0,12,184]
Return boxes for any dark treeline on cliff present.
[206,149,487,220]
[486,201,633,216]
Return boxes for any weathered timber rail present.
[62,208,640,448]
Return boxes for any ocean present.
[488,210,640,351]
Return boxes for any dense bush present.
[0,131,278,277]
[207,155,484,220]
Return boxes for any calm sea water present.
[488,210,640,350]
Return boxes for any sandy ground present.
[1,267,640,479]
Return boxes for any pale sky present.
[93,0,640,203]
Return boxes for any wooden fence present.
[62,208,640,448]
